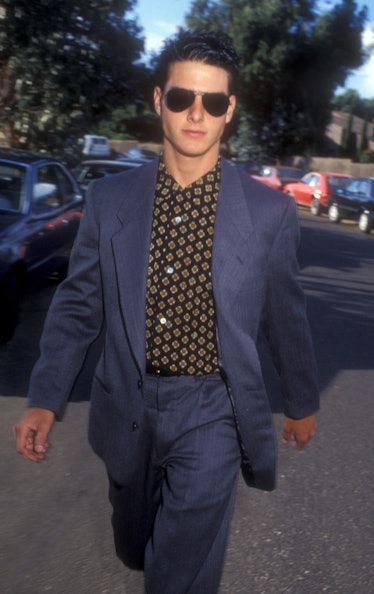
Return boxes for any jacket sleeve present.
[261,197,320,418]
[26,186,104,418]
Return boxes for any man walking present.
[15,30,319,593]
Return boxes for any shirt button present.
[167,266,174,274]
[160,317,167,325]
[175,216,182,224]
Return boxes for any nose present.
[187,95,204,122]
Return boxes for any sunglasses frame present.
[164,87,231,117]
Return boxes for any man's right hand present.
[14,407,56,462]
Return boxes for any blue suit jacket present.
[27,157,319,491]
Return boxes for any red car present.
[283,171,352,215]
[251,166,305,191]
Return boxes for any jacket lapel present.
[111,161,158,372]
[212,159,255,300]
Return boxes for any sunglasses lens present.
[164,88,230,117]
[165,88,195,112]
[203,93,230,117]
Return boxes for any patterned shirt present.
[145,158,221,375]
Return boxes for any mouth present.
[182,129,206,138]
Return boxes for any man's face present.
[154,60,236,162]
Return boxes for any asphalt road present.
[1,209,373,594]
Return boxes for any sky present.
[134,0,374,99]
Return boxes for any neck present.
[162,144,220,188]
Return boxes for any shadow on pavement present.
[1,214,373,413]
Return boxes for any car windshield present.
[0,163,27,213]
[343,178,374,197]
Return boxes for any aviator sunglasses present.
[164,87,231,117]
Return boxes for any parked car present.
[73,158,147,192]
[0,149,84,343]
[328,177,374,233]
[251,165,305,191]
[230,160,261,175]
[283,171,352,215]
[80,134,111,157]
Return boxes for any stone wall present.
[289,155,374,177]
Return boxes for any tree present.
[0,0,146,156]
[341,109,356,158]
[333,89,362,114]
[358,117,368,156]
[186,0,368,161]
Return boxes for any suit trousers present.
[108,372,241,594]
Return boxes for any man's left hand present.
[282,414,317,449]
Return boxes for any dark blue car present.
[328,177,374,234]
[0,149,84,343]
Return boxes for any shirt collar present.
[157,156,221,193]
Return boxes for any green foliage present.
[359,150,374,163]
[333,90,374,121]
[341,110,356,158]
[98,107,162,142]
[358,118,368,155]
[186,0,368,160]
[0,0,147,155]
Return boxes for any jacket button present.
[132,422,139,431]
[137,379,142,389]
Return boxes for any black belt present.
[146,364,221,378]
[146,365,177,377]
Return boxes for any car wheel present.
[310,198,321,216]
[358,212,372,234]
[0,271,20,344]
[328,204,340,223]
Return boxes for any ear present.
[154,87,162,116]
[225,95,236,124]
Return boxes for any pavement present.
[2,380,373,594]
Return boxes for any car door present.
[25,163,83,275]
[339,179,367,216]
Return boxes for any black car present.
[0,149,84,343]
[73,158,148,192]
[328,177,374,233]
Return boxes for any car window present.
[78,164,121,182]
[32,164,76,213]
[356,180,371,197]
[54,165,77,204]
[0,164,26,212]
[327,176,351,191]
[345,179,360,193]
[76,162,139,185]
[302,173,319,187]
[344,179,370,195]
[301,173,315,185]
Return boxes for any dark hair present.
[153,30,240,94]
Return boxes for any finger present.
[294,430,314,449]
[14,423,49,462]
[282,428,295,444]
